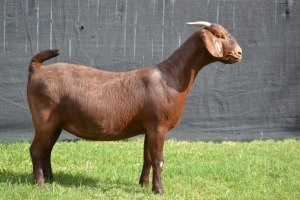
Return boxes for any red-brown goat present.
[27,21,242,194]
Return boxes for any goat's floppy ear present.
[187,21,223,58]
[200,32,223,58]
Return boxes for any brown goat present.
[27,21,242,194]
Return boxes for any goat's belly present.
[61,121,145,141]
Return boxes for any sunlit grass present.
[0,139,299,199]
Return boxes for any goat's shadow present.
[0,170,98,187]
[0,170,147,193]
[0,170,32,185]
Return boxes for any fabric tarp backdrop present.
[0,0,299,141]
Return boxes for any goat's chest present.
[148,93,185,128]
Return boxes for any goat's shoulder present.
[135,66,163,85]
[136,66,179,99]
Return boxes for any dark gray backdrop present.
[0,0,299,141]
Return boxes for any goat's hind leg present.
[42,128,62,181]
[30,127,61,187]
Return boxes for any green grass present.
[0,139,299,199]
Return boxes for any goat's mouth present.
[223,53,242,64]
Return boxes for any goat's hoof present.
[139,181,149,187]
[38,182,46,188]
[34,180,46,188]
[152,188,163,195]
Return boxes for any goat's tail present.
[29,49,59,74]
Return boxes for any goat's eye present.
[210,29,225,39]
[214,33,224,39]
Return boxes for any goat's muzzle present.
[225,46,242,64]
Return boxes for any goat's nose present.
[237,47,242,56]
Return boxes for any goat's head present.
[187,21,242,64]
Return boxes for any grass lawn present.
[0,139,299,199]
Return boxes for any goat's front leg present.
[142,128,166,194]
[139,136,152,186]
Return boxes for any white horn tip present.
[186,21,212,28]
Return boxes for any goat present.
[27,21,242,194]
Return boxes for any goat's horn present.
[186,21,212,28]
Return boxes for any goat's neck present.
[158,32,213,94]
